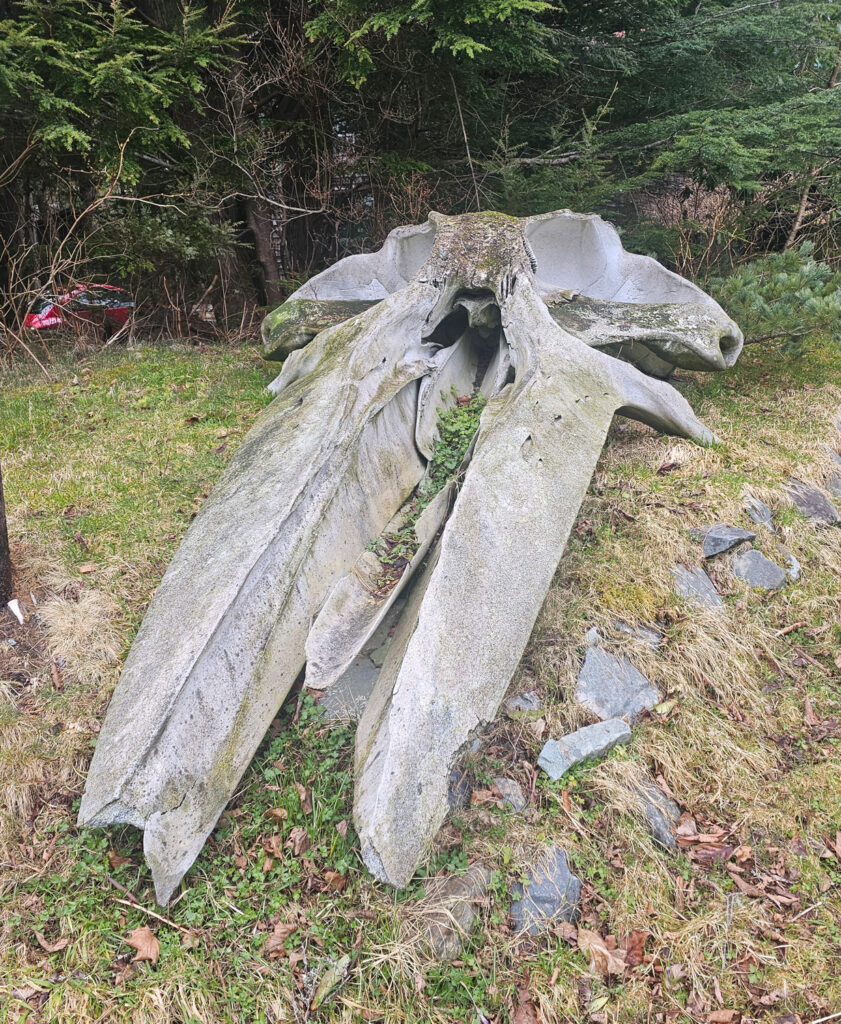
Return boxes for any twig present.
[106,876,189,932]
[794,647,830,676]
[113,896,189,933]
[774,621,807,637]
[809,1012,841,1024]
[451,75,481,212]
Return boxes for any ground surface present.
[0,338,840,1024]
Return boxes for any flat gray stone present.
[787,479,840,526]
[492,777,527,812]
[824,452,841,499]
[732,549,786,590]
[745,497,775,533]
[612,620,663,649]
[670,565,724,610]
[538,719,632,781]
[777,544,801,581]
[510,847,582,935]
[504,690,543,715]
[702,524,756,558]
[576,648,662,721]
[418,862,491,960]
[633,779,680,848]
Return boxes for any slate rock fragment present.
[632,778,680,848]
[538,719,631,781]
[612,620,663,649]
[786,478,840,526]
[701,524,756,558]
[447,768,472,813]
[510,847,582,935]
[777,544,801,581]
[670,565,724,610]
[745,497,775,533]
[576,647,662,721]
[504,690,543,717]
[418,862,492,960]
[492,777,527,812]
[731,549,787,590]
[824,448,841,498]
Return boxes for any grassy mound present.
[1,338,840,1023]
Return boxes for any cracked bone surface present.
[79,210,742,902]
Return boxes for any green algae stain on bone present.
[263,298,380,361]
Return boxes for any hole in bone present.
[554,413,563,424]
[416,292,511,459]
[520,434,534,460]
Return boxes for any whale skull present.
[79,211,742,903]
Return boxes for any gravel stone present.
[702,524,757,558]
[492,777,527,812]
[510,847,582,935]
[538,719,632,781]
[731,549,787,590]
[670,565,725,610]
[787,478,840,526]
[576,647,662,721]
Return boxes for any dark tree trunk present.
[0,463,12,604]
[245,200,285,307]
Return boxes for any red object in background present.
[25,284,134,332]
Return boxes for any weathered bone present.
[80,210,742,902]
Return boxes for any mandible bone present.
[79,210,742,902]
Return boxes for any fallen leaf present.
[263,834,284,857]
[108,849,132,869]
[265,807,288,823]
[335,819,349,839]
[323,870,347,892]
[577,927,626,976]
[265,921,298,957]
[470,787,503,808]
[35,932,69,953]
[311,954,351,1010]
[706,1012,741,1024]
[180,930,202,950]
[623,929,649,969]
[526,717,546,740]
[11,986,40,1002]
[286,826,310,857]
[262,855,274,872]
[294,782,313,814]
[804,696,820,727]
[125,925,160,964]
[114,962,136,986]
[512,984,539,1024]
[78,562,96,574]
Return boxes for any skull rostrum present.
[79,211,742,903]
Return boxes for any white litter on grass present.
[7,599,24,625]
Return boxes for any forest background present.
[1,0,841,355]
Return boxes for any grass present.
[1,334,841,1023]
